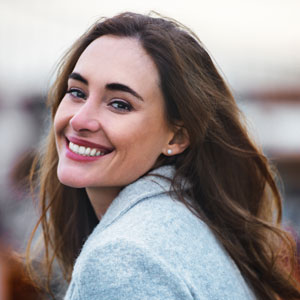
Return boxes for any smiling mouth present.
[67,140,113,157]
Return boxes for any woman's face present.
[54,35,174,192]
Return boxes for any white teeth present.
[79,146,85,155]
[69,141,105,157]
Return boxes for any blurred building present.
[238,88,300,233]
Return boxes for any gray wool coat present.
[64,166,254,300]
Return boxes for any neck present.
[86,186,121,219]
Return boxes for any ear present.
[162,126,190,156]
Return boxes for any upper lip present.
[67,136,114,152]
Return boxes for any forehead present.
[73,35,160,91]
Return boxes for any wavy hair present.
[28,12,300,299]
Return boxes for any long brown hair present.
[28,12,300,299]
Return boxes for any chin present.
[56,166,87,188]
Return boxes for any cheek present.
[53,112,61,135]
[108,118,169,157]
[54,102,70,136]
[107,117,156,145]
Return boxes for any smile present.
[69,141,105,157]
[65,137,114,162]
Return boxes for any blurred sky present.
[1,0,300,102]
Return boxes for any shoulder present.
[67,194,254,300]
[65,167,254,299]
[65,236,194,300]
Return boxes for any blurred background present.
[0,0,299,253]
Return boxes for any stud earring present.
[167,149,172,155]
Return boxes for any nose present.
[69,102,101,132]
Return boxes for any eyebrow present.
[68,72,88,85]
[68,72,144,101]
[105,83,144,101]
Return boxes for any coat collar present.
[89,165,175,238]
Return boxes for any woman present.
[27,12,300,299]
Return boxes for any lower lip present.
[65,143,106,162]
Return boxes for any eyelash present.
[66,88,87,100]
[109,100,133,112]
[66,88,133,112]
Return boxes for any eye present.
[109,100,133,112]
[66,88,87,100]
